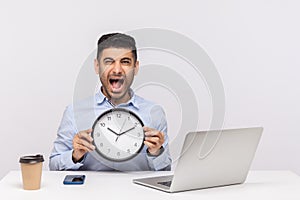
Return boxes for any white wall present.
[1,0,299,179]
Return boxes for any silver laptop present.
[133,127,263,193]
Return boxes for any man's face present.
[94,48,139,104]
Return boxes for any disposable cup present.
[19,154,44,190]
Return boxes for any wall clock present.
[92,108,144,162]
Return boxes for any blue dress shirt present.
[49,89,172,171]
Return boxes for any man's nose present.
[112,61,122,74]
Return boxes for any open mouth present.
[109,77,125,91]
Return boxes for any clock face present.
[91,108,144,162]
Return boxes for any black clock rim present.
[91,108,145,162]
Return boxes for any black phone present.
[63,175,86,185]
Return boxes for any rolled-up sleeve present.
[49,105,83,170]
[146,105,172,171]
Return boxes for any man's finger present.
[77,138,95,150]
[143,126,153,132]
[78,131,94,142]
[145,131,164,140]
[86,128,93,133]
[74,143,90,152]
[75,140,95,151]
[145,136,159,144]
[144,130,159,137]
[144,141,156,149]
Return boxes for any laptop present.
[133,127,263,193]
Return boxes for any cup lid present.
[19,154,44,164]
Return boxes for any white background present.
[0,0,299,179]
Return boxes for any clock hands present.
[107,118,140,142]
[107,126,136,136]
[107,127,121,142]
[108,125,138,142]
[107,127,122,142]
[115,118,127,142]
[119,126,136,135]
[107,127,119,136]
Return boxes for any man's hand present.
[72,128,95,163]
[143,127,165,156]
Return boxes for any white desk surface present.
[0,170,299,200]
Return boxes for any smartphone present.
[63,175,86,185]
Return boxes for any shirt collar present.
[95,88,140,110]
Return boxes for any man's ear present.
[134,60,140,75]
[94,58,100,75]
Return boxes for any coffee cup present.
[19,154,44,190]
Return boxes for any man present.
[49,33,172,171]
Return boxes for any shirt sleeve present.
[49,105,84,170]
[146,105,172,171]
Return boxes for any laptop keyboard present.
[157,180,172,187]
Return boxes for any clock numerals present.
[137,132,141,137]
[134,142,138,147]
[127,149,131,153]
[99,122,105,127]
[107,116,111,121]
[99,142,103,147]
[107,148,110,154]
[116,113,121,118]
[96,132,100,137]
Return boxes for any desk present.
[0,170,299,199]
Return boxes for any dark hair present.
[97,33,137,61]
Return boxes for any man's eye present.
[121,60,131,64]
[104,60,113,65]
